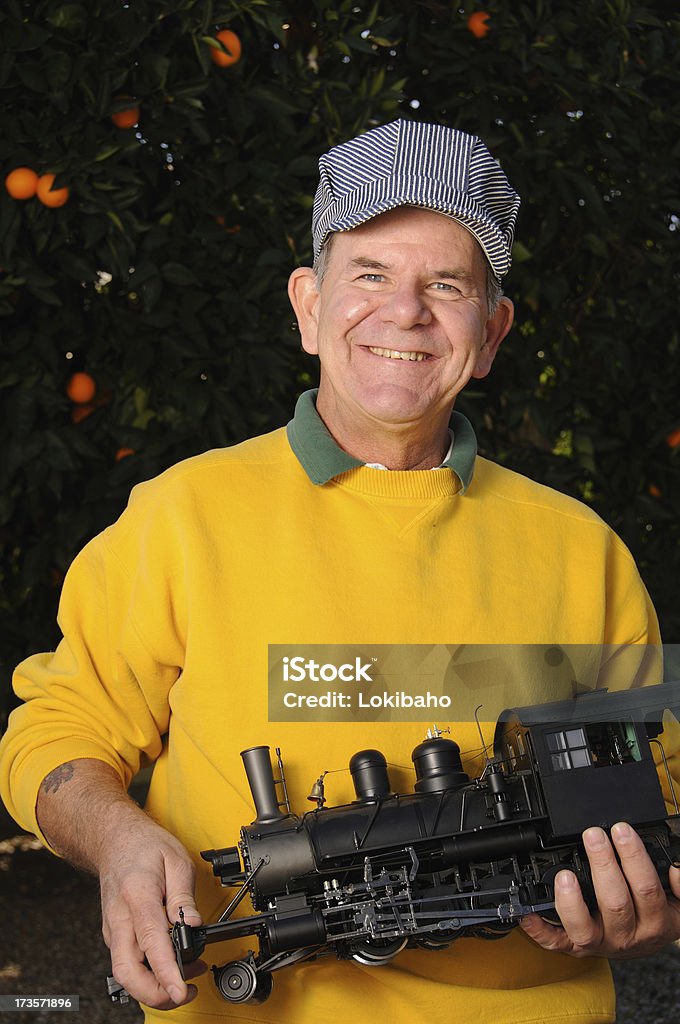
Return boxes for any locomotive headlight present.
[201,846,244,885]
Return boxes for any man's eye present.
[359,273,384,282]
[431,281,460,292]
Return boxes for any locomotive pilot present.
[2,119,679,1024]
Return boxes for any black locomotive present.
[108,681,680,1006]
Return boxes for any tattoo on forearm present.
[41,762,76,795]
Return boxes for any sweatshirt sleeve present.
[0,479,187,843]
[601,530,661,648]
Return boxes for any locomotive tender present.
[108,681,680,1006]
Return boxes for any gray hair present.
[314,233,503,315]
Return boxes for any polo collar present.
[286,389,477,491]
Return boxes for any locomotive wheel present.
[351,936,408,966]
[415,922,463,948]
[213,960,273,1004]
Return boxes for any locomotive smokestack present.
[240,745,284,824]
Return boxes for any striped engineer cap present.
[312,119,521,281]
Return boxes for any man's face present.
[289,206,513,445]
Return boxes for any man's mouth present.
[367,347,430,362]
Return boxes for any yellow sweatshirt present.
[0,392,661,1024]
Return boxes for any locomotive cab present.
[495,684,680,839]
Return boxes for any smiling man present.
[290,120,517,474]
[289,206,513,469]
[1,120,678,1024]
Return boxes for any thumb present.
[669,865,680,901]
[163,850,202,926]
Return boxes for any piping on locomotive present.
[107,681,680,1006]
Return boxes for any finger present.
[519,913,573,953]
[669,865,680,901]
[107,900,195,1009]
[115,868,194,1003]
[610,822,668,923]
[579,826,637,947]
[133,890,194,1005]
[553,867,604,951]
[163,850,202,926]
[110,953,195,1010]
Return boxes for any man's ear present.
[472,297,514,379]
[288,267,321,356]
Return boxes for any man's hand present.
[36,758,207,1009]
[99,814,207,1009]
[520,822,680,958]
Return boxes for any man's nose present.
[379,285,432,328]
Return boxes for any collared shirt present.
[364,430,454,471]
[286,389,477,492]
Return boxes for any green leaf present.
[95,145,121,162]
[45,4,87,31]
[59,252,97,282]
[161,262,200,286]
[45,52,72,92]
[106,210,125,232]
[141,275,163,313]
[13,24,53,51]
[512,241,533,263]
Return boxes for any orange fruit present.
[36,173,70,208]
[115,447,135,461]
[648,484,662,498]
[66,371,96,404]
[667,428,680,449]
[5,167,39,199]
[111,102,140,128]
[210,29,242,67]
[467,11,491,38]
[71,403,95,424]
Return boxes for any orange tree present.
[1,0,679,721]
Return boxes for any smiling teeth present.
[368,347,427,361]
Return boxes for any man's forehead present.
[329,207,488,272]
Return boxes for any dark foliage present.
[1,0,678,720]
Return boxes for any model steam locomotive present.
[108,681,680,1006]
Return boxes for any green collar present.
[286,389,477,491]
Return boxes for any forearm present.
[36,757,204,1008]
[36,758,146,874]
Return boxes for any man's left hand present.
[520,822,680,958]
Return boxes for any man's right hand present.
[37,758,207,1009]
[99,813,207,1008]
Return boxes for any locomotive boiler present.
[107,680,680,1006]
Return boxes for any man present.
[1,119,678,1024]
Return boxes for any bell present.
[307,774,326,807]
